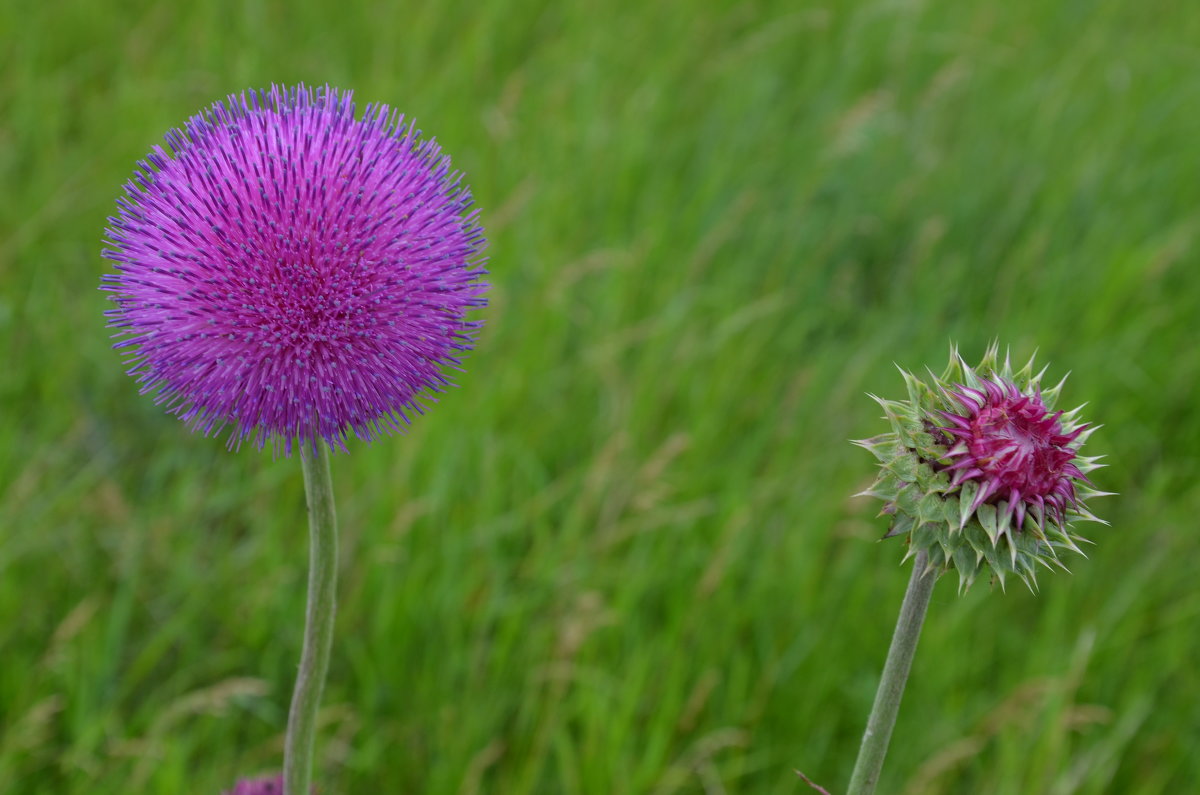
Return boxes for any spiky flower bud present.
[854,344,1109,591]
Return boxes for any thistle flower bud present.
[854,344,1109,591]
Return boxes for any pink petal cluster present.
[223,774,283,794]
[939,378,1087,529]
[102,84,487,454]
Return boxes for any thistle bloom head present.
[101,84,487,454]
[224,775,282,794]
[855,344,1109,591]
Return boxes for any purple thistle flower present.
[938,377,1088,531]
[223,775,283,795]
[102,84,488,454]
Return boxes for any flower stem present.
[284,446,339,795]
[846,551,937,795]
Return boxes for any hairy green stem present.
[846,551,937,795]
[284,446,339,795]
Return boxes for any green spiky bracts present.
[855,344,1108,591]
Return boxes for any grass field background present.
[3,0,1199,792]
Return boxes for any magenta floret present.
[939,378,1087,531]
[224,774,283,794]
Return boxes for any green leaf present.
[976,503,998,544]
[916,492,944,524]
[941,492,961,531]
[886,451,919,483]
[958,482,978,528]
[895,484,920,515]
[951,542,978,585]
[883,513,915,539]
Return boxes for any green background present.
[2,0,1198,792]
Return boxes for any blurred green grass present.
[2,0,1199,792]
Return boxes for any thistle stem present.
[284,446,339,795]
[846,551,937,795]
